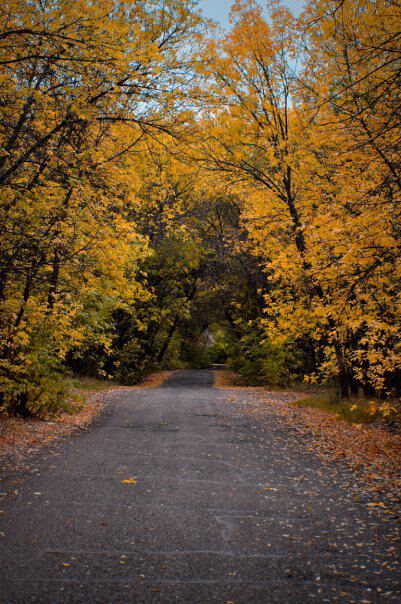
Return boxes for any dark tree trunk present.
[362,382,376,397]
[333,342,352,400]
[157,314,180,364]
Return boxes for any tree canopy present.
[1,0,400,416]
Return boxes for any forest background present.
[0,0,400,417]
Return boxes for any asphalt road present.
[0,369,400,603]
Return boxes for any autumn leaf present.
[120,478,137,485]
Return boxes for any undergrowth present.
[292,393,401,425]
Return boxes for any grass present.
[218,369,400,427]
[66,371,174,394]
[58,375,119,414]
[292,392,401,425]
[67,375,118,393]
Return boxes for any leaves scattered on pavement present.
[231,388,401,500]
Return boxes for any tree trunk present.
[157,314,180,364]
[333,342,352,400]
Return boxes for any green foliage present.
[158,323,211,370]
[227,324,304,387]
[112,339,147,385]
[1,326,66,418]
[179,338,211,370]
[67,376,116,393]
[292,394,401,426]
[208,330,230,364]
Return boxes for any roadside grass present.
[213,369,401,429]
[60,376,118,415]
[292,392,401,425]
[66,370,175,400]
[67,375,117,393]
[215,368,330,394]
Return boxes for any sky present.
[199,0,304,26]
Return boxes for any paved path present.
[0,369,400,602]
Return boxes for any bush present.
[0,328,66,417]
[208,329,229,364]
[226,327,304,387]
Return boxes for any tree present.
[195,0,401,397]
[0,0,203,414]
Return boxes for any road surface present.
[0,369,400,602]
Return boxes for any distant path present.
[0,369,399,602]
